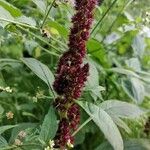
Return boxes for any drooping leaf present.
[99,100,145,118]
[87,39,110,67]
[32,0,46,14]
[77,101,123,150]
[130,77,145,104]
[21,58,54,91]
[109,67,140,79]
[0,6,14,28]
[122,78,145,104]
[9,123,37,144]
[0,58,21,69]
[0,0,22,17]
[0,105,4,116]
[39,107,58,143]
[47,21,68,38]
[86,60,99,89]
[112,116,131,133]
[0,135,8,148]
[85,59,104,101]
[95,139,150,150]
[0,125,18,135]
[125,58,141,72]
[132,35,146,58]
[104,32,121,44]
[16,16,36,26]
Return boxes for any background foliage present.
[0,0,150,150]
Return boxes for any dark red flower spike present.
[53,0,98,149]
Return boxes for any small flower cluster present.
[14,131,26,146]
[143,11,150,25]
[44,140,55,150]
[0,86,12,93]
[6,111,14,120]
[53,0,98,149]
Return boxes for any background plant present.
[0,0,150,150]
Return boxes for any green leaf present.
[39,107,58,143]
[0,58,21,69]
[85,59,104,101]
[109,68,140,79]
[104,32,121,44]
[112,116,131,134]
[0,105,4,116]
[77,101,123,150]
[47,21,68,39]
[0,0,22,17]
[16,16,36,26]
[95,139,150,150]
[132,35,146,58]
[0,6,14,28]
[0,135,8,148]
[0,125,18,135]
[9,123,37,144]
[32,0,46,14]
[21,58,54,91]
[99,100,145,118]
[87,39,110,68]
[125,58,141,72]
[86,60,99,89]
[122,78,145,104]
[130,77,145,104]
[0,58,21,63]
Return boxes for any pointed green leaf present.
[0,135,8,148]
[95,139,150,150]
[99,100,145,118]
[39,107,58,143]
[0,125,18,135]
[0,0,22,17]
[21,58,54,91]
[9,123,37,144]
[0,6,14,27]
[77,101,123,150]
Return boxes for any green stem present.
[50,36,68,49]
[91,0,118,36]
[90,0,133,54]
[0,59,21,63]
[38,45,59,57]
[41,0,56,29]
[72,117,92,136]
[101,0,132,43]
[0,17,37,30]
[1,143,43,150]
[17,25,61,53]
[0,17,67,48]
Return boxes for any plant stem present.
[91,0,118,36]
[17,25,62,53]
[101,0,132,43]
[90,0,133,54]
[72,117,92,136]
[1,143,43,150]
[0,17,38,30]
[38,45,59,57]
[41,0,56,29]
[0,59,21,63]
[50,36,68,49]
[0,17,67,48]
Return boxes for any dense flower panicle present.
[55,119,74,148]
[53,0,98,149]
[54,63,89,98]
[68,104,80,130]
